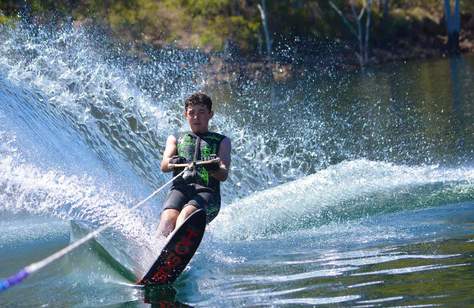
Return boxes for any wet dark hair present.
[184,93,212,112]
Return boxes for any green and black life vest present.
[173,131,226,192]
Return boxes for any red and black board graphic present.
[138,209,206,285]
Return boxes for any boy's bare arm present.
[209,137,231,181]
[160,135,178,172]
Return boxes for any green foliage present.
[181,0,230,17]
[0,0,472,55]
[0,13,15,25]
[198,15,260,50]
[0,9,10,24]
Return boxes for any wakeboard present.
[138,209,206,285]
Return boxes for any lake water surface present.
[0,24,473,307]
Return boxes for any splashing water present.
[0,21,474,306]
[212,159,474,240]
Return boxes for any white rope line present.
[25,170,185,274]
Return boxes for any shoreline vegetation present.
[1,1,473,82]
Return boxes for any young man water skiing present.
[157,93,231,237]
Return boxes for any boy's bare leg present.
[175,204,198,229]
[157,209,179,237]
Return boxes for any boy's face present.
[184,104,213,134]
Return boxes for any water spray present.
[0,169,186,292]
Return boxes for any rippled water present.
[0,22,473,307]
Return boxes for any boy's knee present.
[162,209,179,220]
[176,204,198,223]
[183,204,201,217]
[159,209,179,236]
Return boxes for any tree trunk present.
[381,0,389,19]
[364,0,373,64]
[444,0,461,54]
[329,0,373,68]
[257,0,272,60]
[447,31,460,53]
[350,2,364,67]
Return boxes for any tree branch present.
[329,1,357,38]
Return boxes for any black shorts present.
[162,184,220,222]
